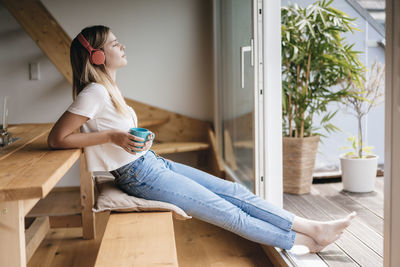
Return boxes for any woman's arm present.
[47,111,147,154]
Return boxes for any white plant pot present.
[340,154,378,193]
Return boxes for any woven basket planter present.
[282,135,320,194]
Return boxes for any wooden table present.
[0,123,83,267]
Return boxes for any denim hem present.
[291,230,296,249]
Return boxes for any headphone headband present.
[76,33,105,66]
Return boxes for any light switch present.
[29,62,40,80]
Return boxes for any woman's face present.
[103,31,127,70]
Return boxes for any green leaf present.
[281,0,365,138]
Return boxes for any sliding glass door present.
[214,0,259,192]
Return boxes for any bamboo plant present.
[282,0,365,138]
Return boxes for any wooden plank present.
[330,182,383,218]
[27,211,110,267]
[152,141,209,154]
[139,118,170,128]
[314,183,383,235]
[25,216,50,263]
[2,0,72,84]
[173,216,273,266]
[0,133,81,201]
[303,189,383,256]
[95,212,178,267]
[0,200,26,267]
[285,192,382,266]
[24,198,41,216]
[283,195,357,267]
[26,188,81,217]
[27,227,68,267]
[125,98,211,143]
[80,151,96,240]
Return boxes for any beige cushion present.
[92,175,192,220]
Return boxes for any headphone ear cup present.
[91,49,105,65]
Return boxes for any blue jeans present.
[110,149,296,250]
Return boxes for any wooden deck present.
[284,177,384,267]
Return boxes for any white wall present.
[0,0,213,186]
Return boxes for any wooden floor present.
[174,218,272,266]
[284,177,384,267]
[27,211,273,267]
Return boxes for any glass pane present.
[218,0,254,191]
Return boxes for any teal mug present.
[129,127,155,151]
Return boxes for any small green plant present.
[341,59,385,158]
[340,134,374,158]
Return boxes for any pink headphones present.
[77,33,105,66]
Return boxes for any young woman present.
[48,25,356,253]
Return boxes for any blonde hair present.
[70,25,130,118]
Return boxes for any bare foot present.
[293,232,341,253]
[313,211,356,246]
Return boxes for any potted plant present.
[281,0,364,194]
[339,60,385,192]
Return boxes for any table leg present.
[0,200,26,267]
[80,152,96,240]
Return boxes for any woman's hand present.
[108,130,151,155]
[143,138,153,151]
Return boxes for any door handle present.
[240,38,254,88]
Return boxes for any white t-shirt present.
[67,82,148,172]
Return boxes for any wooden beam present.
[23,198,40,216]
[0,200,26,267]
[25,216,50,263]
[2,0,72,84]
[80,151,96,240]
[152,142,209,154]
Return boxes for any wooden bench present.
[80,150,179,266]
[95,212,179,266]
